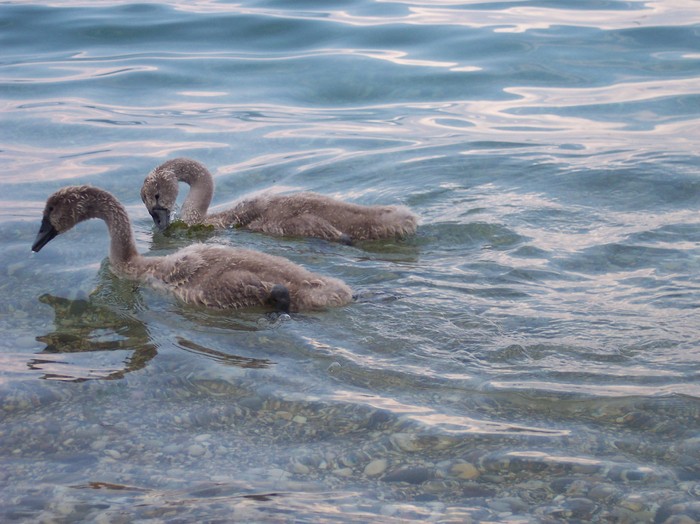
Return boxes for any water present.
[1,0,700,521]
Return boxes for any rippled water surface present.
[2,1,700,522]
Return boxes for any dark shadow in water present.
[352,236,422,261]
[70,482,284,503]
[148,220,220,251]
[171,298,300,335]
[32,259,281,380]
[66,478,367,522]
[29,260,158,381]
[73,481,150,492]
[148,218,423,262]
[175,336,273,369]
[32,293,157,382]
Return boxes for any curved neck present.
[84,190,140,269]
[107,208,140,269]
[171,159,214,223]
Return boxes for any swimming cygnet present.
[140,158,418,244]
[32,186,353,313]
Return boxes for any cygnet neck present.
[86,189,140,270]
[169,158,214,224]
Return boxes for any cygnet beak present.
[150,206,171,231]
[32,216,58,252]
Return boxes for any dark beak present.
[32,216,59,252]
[150,206,171,231]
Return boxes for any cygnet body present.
[140,158,418,244]
[32,186,353,312]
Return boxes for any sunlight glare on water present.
[1,0,700,521]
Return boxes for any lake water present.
[2,0,700,522]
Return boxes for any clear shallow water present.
[1,0,700,521]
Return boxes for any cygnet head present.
[140,168,179,230]
[32,186,105,252]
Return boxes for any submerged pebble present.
[450,462,480,480]
[364,459,388,477]
[291,462,310,475]
[187,444,206,457]
[390,433,422,452]
[384,466,433,484]
[587,482,618,502]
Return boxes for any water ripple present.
[3,0,700,521]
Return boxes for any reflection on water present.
[2,0,700,521]
[30,257,282,381]
[33,293,157,381]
